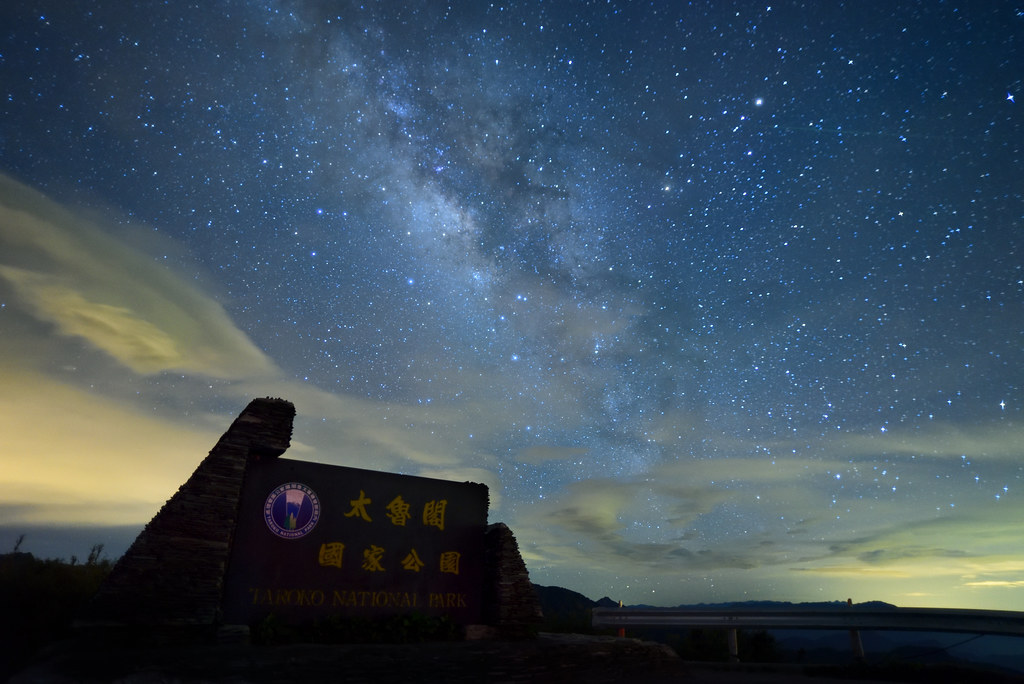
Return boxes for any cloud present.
[413,467,504,513]
[825,423,1024,462]
[0,266,185,373]
[0,173,277,379]
[963,580,1024,588]
[857,546,969,564]
[782,515,1024,600]
[506,439,1024,607]
[0,367,220,526]
[511,476,760,574]
[0,175,284,528]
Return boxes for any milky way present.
[1,2,1021,608]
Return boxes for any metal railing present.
[592,604,1024,661]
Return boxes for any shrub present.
[0,546,113,678]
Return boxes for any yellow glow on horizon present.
[0,369,220,526]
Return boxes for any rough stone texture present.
[82,398,296,627]
[483,522,544,638]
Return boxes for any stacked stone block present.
[483,522,544,638]
[83,398,295,627]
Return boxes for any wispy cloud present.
[963,580,1024,588]
[0,174,276,379]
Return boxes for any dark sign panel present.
[222,459,489,625]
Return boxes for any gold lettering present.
[362,544,386,572]
[439,551,461,575]
[318,542,345,568]
[332,590,357,607]
[401,548,425,572]
[256,588,431,611]
[385,495,412,526]
[345,489,373,522]
[427,591,468,609]
[423,499,448,530]
[248,588,328,608]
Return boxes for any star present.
[1,0,1022,616]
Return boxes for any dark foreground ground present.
[11,632,1021,684]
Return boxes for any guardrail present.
[591,604,1024,661]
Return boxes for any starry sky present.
[1,1,1022,610]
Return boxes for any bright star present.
[1008,93,1015,103]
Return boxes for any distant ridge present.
[532,583,897,616]
[532,584,599,633]
[626,599,898,611]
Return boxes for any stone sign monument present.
[222,459,488,624]
[84,398,541,639]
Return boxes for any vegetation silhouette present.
[0,539,112,679]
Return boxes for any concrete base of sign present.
[464,624,499,640]
[216,624,251,644]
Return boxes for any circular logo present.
[264,482,320,539]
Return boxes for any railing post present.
[847,598,865,662]
[617,600,626,637]
[728,628,739,662]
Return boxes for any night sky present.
[1,1,1022,610]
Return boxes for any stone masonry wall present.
[483,522,544,638]
[83,398,295,627]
